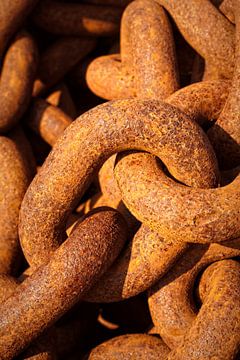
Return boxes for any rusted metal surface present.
[88,334,170,359]
[0,0,38,58]
[19,99,218,268]
[148,239,240,348]
[167,80,230,126]
[87,0,178,100]
[26,98,73,147]
[0,31,37,132]
[0,128,35,275]
[0,0,239,357]
[167,260,240,359]
[157,0,235,78]
[208,1,240,169]
[114,151,239,243]
[220,0,235,23]
[86,224,188,302]
[0,209,127,359]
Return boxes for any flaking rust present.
[0,0,239,358]
[87,0,179,100]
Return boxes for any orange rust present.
[86,224,187,302]
[20,331,57,360]
[166,80,230,126]
[88,334,170,359]
[87,0,179,100]
[98,155,122,204]
[0,274,18,304]
[0,127,35,275]
[99,82,227,198]
[96,155,140,231]
[167,259,240,359]
[19,100,218,268]
[0,2,237,355]
[0,0,38,58]
[208,2,240,169]
[97,312,119,330]
[0,31,38,132]
[202,62,226,81]
[87,54,135,100]
[83,192,138,233]
[156,0,235,78]
[32,0,123,37]
[0,209,127,359]
[114,151,239,243]
[148,239,240,349]
[26,98,72,147]
[0,275,56,360]
[13,266,96,357]
[220,0,235,23]
[86,81,230,302]
[79,160,187,302]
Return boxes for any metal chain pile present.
[0,0,239,359]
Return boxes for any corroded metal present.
[148,240,240,348]
[0,31,37,132]
[0,209,127,359]
[19,99,218,268]
[87,0,178,100]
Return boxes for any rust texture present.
[32,0,123,37]
[26,98,73,147]
[0,275,56,360]
[96,154,139,231]
[114,151,239,243]
[167,260,240,359]
[96,155,140,230]
[85,1,228,304]
[33,37,96,97]
[88,334,170,359]
[98,155,123,205]
[157,0,235,78]
[148,239,240,349]
[166,80,230,126]
[202,61,225,81]
[0,209,127,359]
[220,0,235,23]
[85,224,188,302]
[0,31,38,132]
[0,274,18,303]
[0,0,239,356]
[83,191,139,234]
[19,99,218,268]
[208,2,240,169]
[0,0,38,58]
[87,53,135,100]
[0,127,35,275]
[87,0,179,100]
